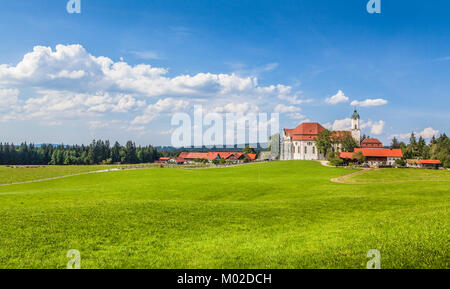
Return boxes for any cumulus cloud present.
[213,102,257,115]
[325,90,349,105]
[132,98,189,125]
[393,127,440,140]
[0,44,304,127]
[350,98,388,107]
[370,120,385,135]
[274,104,300,113]
[0,88,20,108]
[324,118,385,135]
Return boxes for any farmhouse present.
[281,109,361,160]
[158,152,257,164]
[340,148,403,166]
[407,159,442,168]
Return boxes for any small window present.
[313,147,315,154]
[304,147,307,154]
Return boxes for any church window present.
[305,147,307,154]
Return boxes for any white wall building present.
[281,110,361,161]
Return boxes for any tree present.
[242,145,256,154]
[352,151,366,165]
[315,130,332,157]
[340,134,358,152]
[110,141,121,163]
[391,137,401,149]
[123,141,138,164]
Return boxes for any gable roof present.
[340,148,403,158]
[362,138,383,145]
[417,159,441,164]
[354,148,403,158]
[284,122,326,141]
[178,152,253,160]
[247,154,257,160]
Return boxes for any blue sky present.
[0,0,448,146]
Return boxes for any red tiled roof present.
[333,131,352,138]
[417,159,441,164]
[285,123,351,141]
[179,152,209,159]
[159,157,170,161]
[340,148,403,159]
[178,152,253,160]
[247,153,257,160]
[362,138,382,145]
[354,148,403,158]
[340,152,354,159]
[284,122,326,141]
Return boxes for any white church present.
[280,109,361,161]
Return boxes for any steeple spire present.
[352,108,360,120]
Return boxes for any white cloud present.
[132,98,189,125]
[0,88,20,108]
[325,118,352,131]
[350,98,388,107]
[325,117,385,135]
[393,127,440,140]
[274,104,300,113]
[370,120,385,135]
[325,90,349,105]
[288,112,306,120]
[0,44,303,126]
[130,50,161,60]
[213,102,256,114]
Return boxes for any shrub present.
[395,159,406,167]
[329,157,343,167]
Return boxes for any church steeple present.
[352,108,360,120]
[351,108,361,145]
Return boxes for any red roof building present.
[340,148,403,166]
[407,159,441,168]
[361,138,383,148]
[284,122,326,141]
[177,152,256,163]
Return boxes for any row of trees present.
[391,133,449,167]
[0,140,159,165]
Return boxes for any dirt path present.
[331,169,376,184]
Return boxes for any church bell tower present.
[351,108,361,145]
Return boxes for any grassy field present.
[0,165,116,184]
[348,168,450,183]
[0,161,448,269]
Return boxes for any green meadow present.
[0,161,448,269]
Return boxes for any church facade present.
[280,109,361,161]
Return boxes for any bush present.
[329,157,343,167]
[395,159,406,167]
[327,151,336,161]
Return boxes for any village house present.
[158,152,257,165]
[407,159,442,168]
[281,109,361,160]
[340,148,403,167]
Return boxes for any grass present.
[348,168,450,183]
[0,165,116,184]
[0,161,448,269]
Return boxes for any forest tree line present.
[390,133,450,167]
[0,140,159,165]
